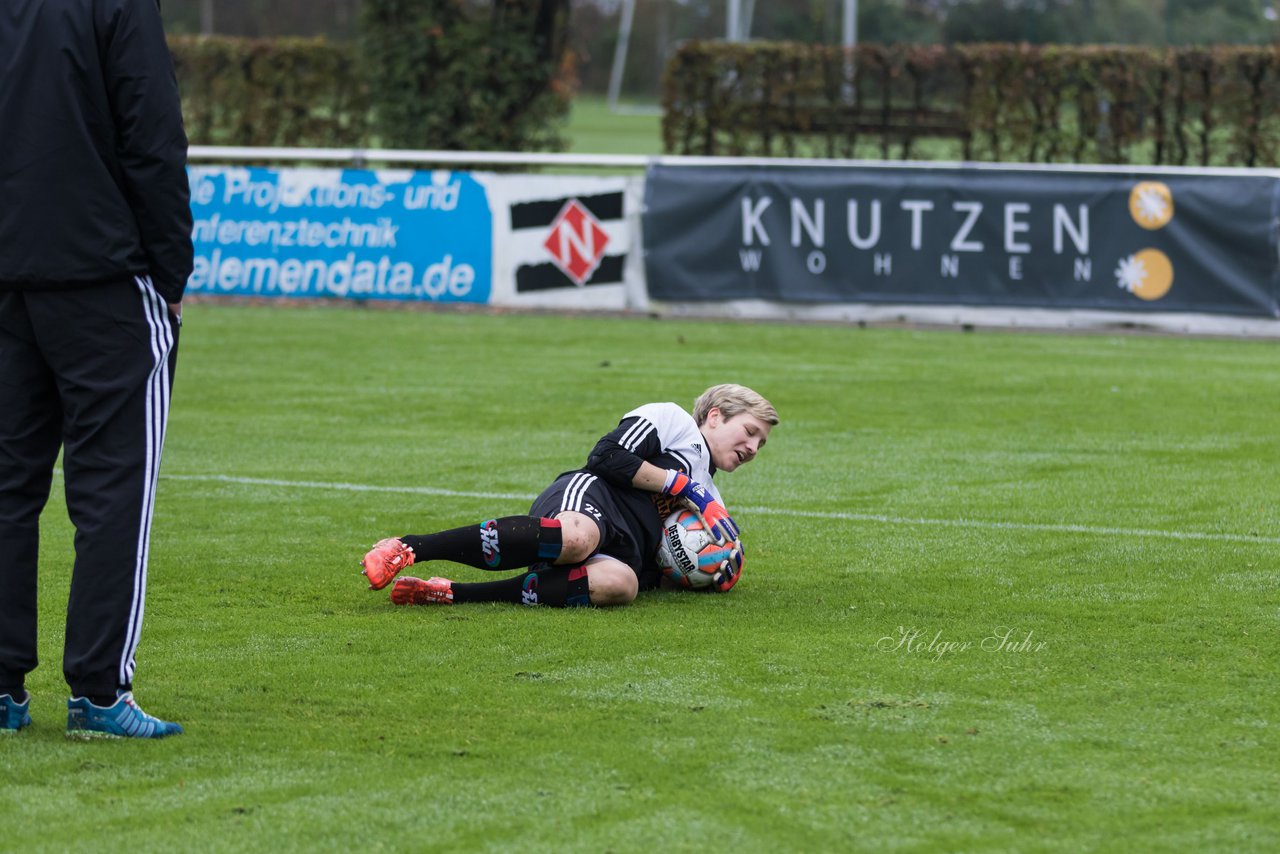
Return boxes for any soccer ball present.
[657,509,726,590]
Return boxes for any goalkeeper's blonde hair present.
[693,384,778,427]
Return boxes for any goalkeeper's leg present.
[363,512,602,590]
[392,556,638,608]
[404,516,568,570]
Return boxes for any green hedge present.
[662,42,1280,166]
[171,36,369,148]
[171,23,569,151]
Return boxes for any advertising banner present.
[187,166,492,303]
[481,174,643,310]
[644,164,1280,317]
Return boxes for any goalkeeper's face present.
[704,409,772,473]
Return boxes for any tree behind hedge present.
[360,0,571,151]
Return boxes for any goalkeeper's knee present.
[553,511,603,564]
[578,560,637,607]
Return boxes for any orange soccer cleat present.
[390,576,455,605]
[361,537,415,590]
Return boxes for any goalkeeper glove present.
[710,540,744,592]
[662,470,738,544]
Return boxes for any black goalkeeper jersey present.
[537,402,724,578]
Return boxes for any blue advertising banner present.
[186,167,492,302]
[643,164,1280,318]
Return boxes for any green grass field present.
[4,303,1278,851]
[564,96,663,156]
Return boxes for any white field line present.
[162,472,1280,546]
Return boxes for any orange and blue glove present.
[662,470,739,545]
[709,539,744,592]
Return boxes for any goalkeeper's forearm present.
[630,461,674,493]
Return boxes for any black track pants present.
[0,279,179,697]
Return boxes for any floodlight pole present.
[606,0,637,112]
[844,0,857,49]
[727,0,755,41]
[842,0,858,105]
[201,0,214,35]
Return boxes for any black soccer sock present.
[452,564,591,607]
[402,516,562,571]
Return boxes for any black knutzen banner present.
[643,164,1280,317]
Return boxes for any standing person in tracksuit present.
[0,0,192,738]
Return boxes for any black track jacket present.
[0,0,192,303]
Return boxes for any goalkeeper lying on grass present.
[359,384,777,608]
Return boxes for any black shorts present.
[529,471,665,591]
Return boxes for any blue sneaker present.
[1,692,32,733]
[66,691,183,740]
